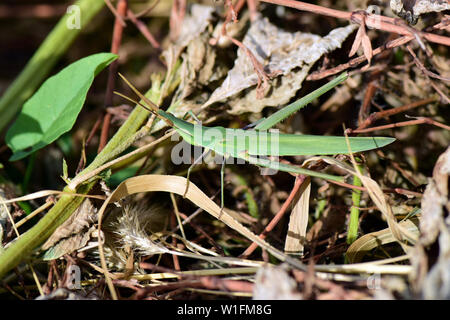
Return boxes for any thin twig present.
[352,117,450,134]
[259,0,450,46]
[353,97,436,131]
[241,175,306,258]
[127,9,160,49]
[307,36,414,80]
[406,45,450,104]
[99,0,128,152]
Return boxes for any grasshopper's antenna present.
[115,73,174,127]
[113,91,155,115]
[117,73,159,113]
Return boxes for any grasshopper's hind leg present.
[220,158,225,210]
[183,148,211,198]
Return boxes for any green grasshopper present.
[115,72,395,205]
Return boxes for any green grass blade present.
[255,72,348,130]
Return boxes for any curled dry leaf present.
[42,199,97,260]
[349,14,372,66]
[177,32,228,100]
[203,16,357,114]
[346,219,419,263]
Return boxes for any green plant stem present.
[0,0,105,132]
[347,161,363,244]
[0,84,160,279]
[0,182,95,279]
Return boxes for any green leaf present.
[6,53,118,161]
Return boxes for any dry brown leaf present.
[390,0,450,24]
[202,16,357,114]
[349,24,364,57]
[177,32,228,100]
[42,199,97,260]
[349,19,372,65]
[284,177,311,256]
[361,26,373,65]
[420,146,450,245]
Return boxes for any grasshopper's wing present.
[219,129,395,157]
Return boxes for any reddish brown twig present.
[351,117,450,134]
[432,14,450,31]
[307,35,414,80]
[169,0,186,40]
[259,0,450,46]
[131,0,161,19]
[98,0,128,153]
[227,36,275,98]
[406,45,450,104]
[241,175,306,258]
[104,0,127,27]
[359,80,378,125]
[127,9,160,49]
[247,0,259,21]
[354,97,436,131]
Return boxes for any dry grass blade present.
[356,174,418,244]
[306,154,418,246]
[284,177,311,256]
[0,190,105,205]
[96,174,308,299]
[346,219,420,263]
